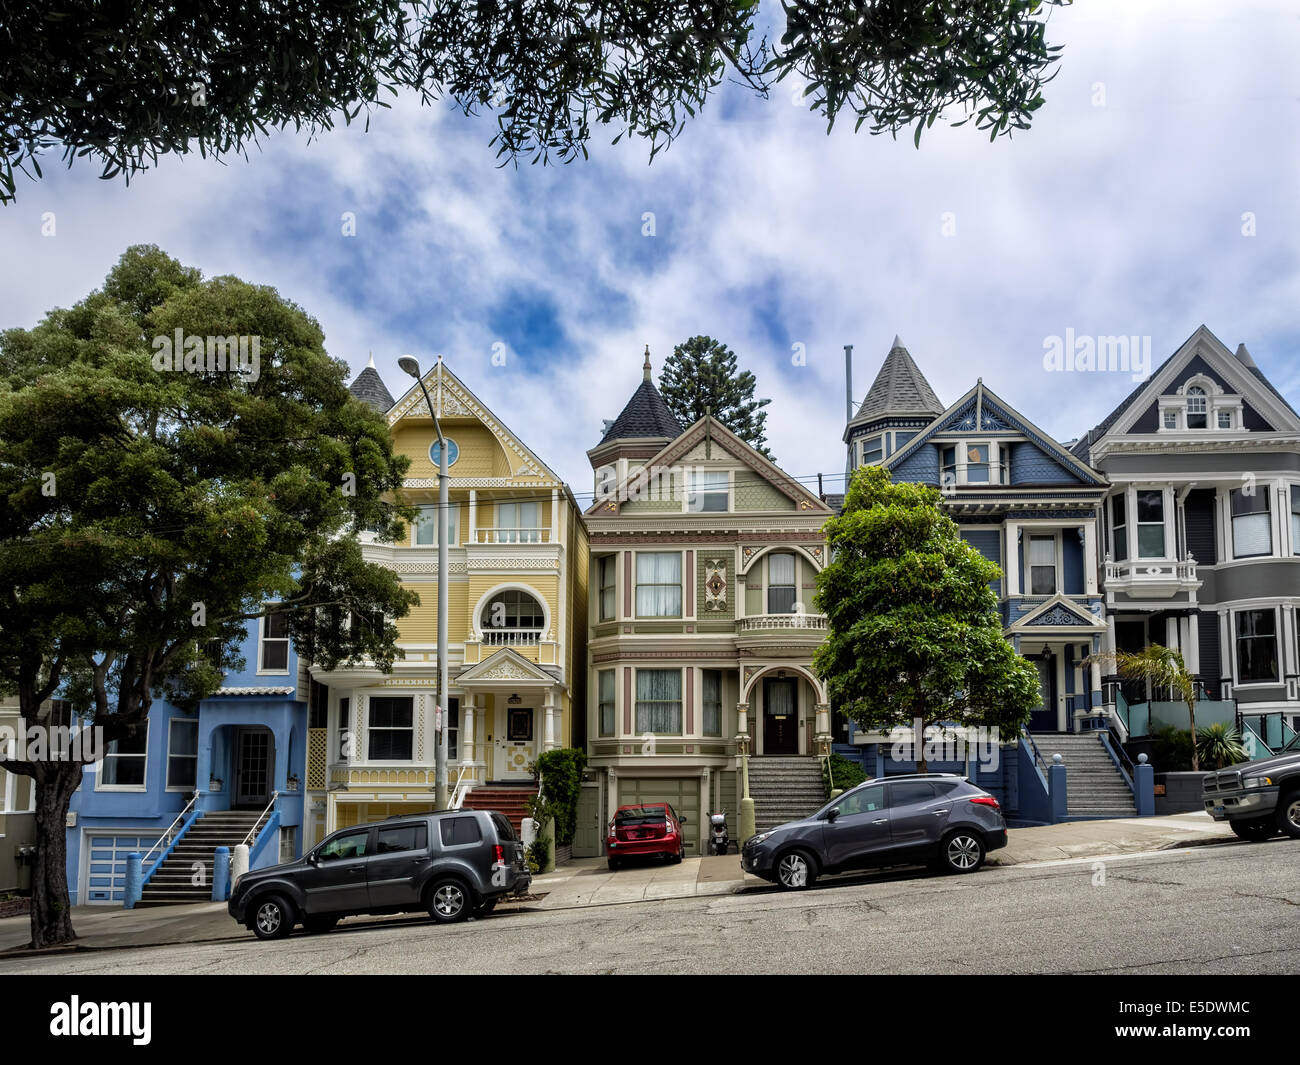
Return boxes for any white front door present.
[495,703,536,780]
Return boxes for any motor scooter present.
[708,810,732,855]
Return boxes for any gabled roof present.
[885,379,1107,488]
[586,413,830,517]
[456,647,559,686]
[854,336,945,422]
[1070,325,1300,462]
[348,354,396,413]
[596,346,683,446]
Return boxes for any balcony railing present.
[736,613,828,633]
[479,628,544,646]
[1103,556,1198,583]
[475,529,551,544]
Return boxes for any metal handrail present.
[240,791,280,848]
[142,792,199,869]
[1022,732,1051,778]
[1099,729,1136,790]
[450,764,473,809]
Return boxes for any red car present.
[606,803,687,869]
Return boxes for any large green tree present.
[659,335,773,459]
[0,245,418,948]
[1,0,1069,201]
[813,465,1039,770]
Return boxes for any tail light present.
[969,795,1000,810]
[493,844,504,864]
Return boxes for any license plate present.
[1213,805,1225,817]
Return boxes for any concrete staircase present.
[748,756,827,833]
[1031,732,1137,818]
[459,785,538,836]
[140,810,265,904]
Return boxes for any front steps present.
[140,810,265,904]
[1031,732,1137,818]
[748,756,827,833]
[459,785,538,836]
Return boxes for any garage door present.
[83,832,153,905]
[617,778,701,856]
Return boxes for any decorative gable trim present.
[456,647,557,686]
[1008,595,1106,633]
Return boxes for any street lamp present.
[398,354,450,810]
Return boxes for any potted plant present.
[286,773,300,792]
[209,775,224,793]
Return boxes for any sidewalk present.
[0,813,1237,954]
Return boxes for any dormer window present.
[965,444,990,483]
[1186,387,1208,429]
[1217,410,1233,429]
[1163,411,1177,430]
[860,436,883,466]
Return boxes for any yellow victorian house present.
[305,357,588,843]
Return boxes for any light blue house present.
[67,610,311,905]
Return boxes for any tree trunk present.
[28,764,82,949]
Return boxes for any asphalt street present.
[3,840,1297,975]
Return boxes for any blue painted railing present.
[248,810,282,870]
[140,808,201,888]
[1017,736,1054,824]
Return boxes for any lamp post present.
[398,354,450,810]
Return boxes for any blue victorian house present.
[66,610,311,905]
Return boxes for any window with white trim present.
[496,501,541,543]
[1236,609,1279,684]
[166,718,198,790]
[1217,410,1233,429]
[100,722,148,788]
[1231,487,1272,558]
[598,555,616,620]
[1163,410,1177,430]
[686,470,729,513]
[260,608,289,672]
[767,552,797,614]
[1291,486,1300,555]
[635,669,682,734]
[598,669,615,736]
[702,669,722,736]
[1110,494,1128,561]
[1186,386,1208,429]
[635,552,682,617]
[367,696,414,760]
[414,503,459,546]
[1136,490,1165,558]
[860,436,883,466]
[1028,536,1057,595]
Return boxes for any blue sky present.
[2,0,1298,500]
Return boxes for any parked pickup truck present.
[1202,732,1300,842]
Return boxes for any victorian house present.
[580,350,835,848]
[312,357,589,838]
[1071,325,1300,752]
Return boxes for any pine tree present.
[658,336,774,460]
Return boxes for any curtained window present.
[497,501,541,543]
[598,670,615,736]
[635,669,682,734]
[702,670,722,736]
[1136,490,1165,558]
[1231,487,1272,558]
[1029,536,1057,595]
[767,553,796,614]
[1236,610,1278,683]
[687,470,729,512]
[635,552,681,617]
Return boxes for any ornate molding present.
[703,559,728,612]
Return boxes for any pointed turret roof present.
[596,345,683,445]
[855,337,945,420]
[348,353,395,413]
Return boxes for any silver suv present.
[742,774,1008,890]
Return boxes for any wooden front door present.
[235,728,272,807]
[762,678,799,754]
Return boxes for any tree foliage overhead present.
[659,335,773,459]
[0,0,1070,201]
[813,466,1039,767]
[0,244,417,946]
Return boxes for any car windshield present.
[616,805,667,824]
[1281,731,1300,754]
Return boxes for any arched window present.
[480,590,546,645]
[1186,385,1208,429]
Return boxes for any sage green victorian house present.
[576,350,835,854]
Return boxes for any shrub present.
[822,753,868,799]
[525,835,550,875]
[1151,725,1195,771]
[527,747,587,846]
[1196,722,1247,770]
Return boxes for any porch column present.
[1083,521,1098,594]
[550,488,559,543]
[814,702,832,755]
[735,701,749,742]
[1005,522,1020,596]
[468,489,477,544]
[607,768,619,824]
[1187,612,1200,675]
[543,687,558,751]
[461,695,475,765]
[1165,615,1179,652]
[1218,609,1233,697]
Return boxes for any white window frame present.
[165,716,199,793]
[1233,606,1281,687]
[1134,487,1168,560]
[496,501,543,543]
[597,555,617,621]
[95,720,150,793]
[860,435,883,467]
[634,551,683,619]
[1027,533,1061,596]
[258,605,291,675]
[597,669,616,737]
[413,503,459,547]
[1230,484,1274,560]
[684,469,731,514]
[633,667,683,735]
[365,694,416,763]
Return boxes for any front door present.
[1027,657,1056,732]
[235,728,272,807]
[495,703,535,780]
[762,678,799,754]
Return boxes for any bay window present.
[1236,610,1279,684]
[1231,487,1272,558]
[1111,494,1128,561]
[860,436,883,466]
[635,552,682,617]
[598,555,616,620]
[1136,490,1166,558]
[965,444,991,483]
[767,552,797,614]
[1029,536,1057,595]
[635,669,682,734]
[598,670,615,736]
[368,696,414,760]
[1292,486,1300,555]
[702,669,722,736]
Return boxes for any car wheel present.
[1276,791,1300,840]
[1231,816,1276,842]
[775,849,817,890]
[427,879,471,923]
[671,844,683,864]
[940,831,985,874]
[302,916,339,935]
[251,895,293,940]
[607,857,620,871]
[474,899,498,918]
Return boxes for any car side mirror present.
[680,815,688,824]
[307,852,320,865]
[826,807,840,823]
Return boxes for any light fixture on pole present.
[399,353,450,810]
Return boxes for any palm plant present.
[1086,643,1201,771]
[1197,722,1247,770]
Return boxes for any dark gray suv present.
[742,774,1008,890]
[228,809,531,940]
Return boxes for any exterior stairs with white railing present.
[1031,732,1137,818]
[139,810,266,904]
[748,756,828,833]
